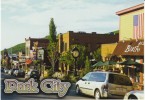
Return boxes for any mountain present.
[113,30,119,34]
[1,43,25,55]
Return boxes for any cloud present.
[1,0,143,50]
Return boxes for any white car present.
[13,69,19,76]
[76,71,133,99]
[8,69,12,75]
[4,69,9,73]
[124,90,144,100]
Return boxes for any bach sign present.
[124,41,143,53]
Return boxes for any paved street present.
[1,73,94,100]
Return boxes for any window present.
[108,74,132,86]
[88,73,106,82]
[63,42,67,51]
[82,73,91,81]
[122,76,132,86]
[65,43,67,51]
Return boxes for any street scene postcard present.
[1,0,144,100]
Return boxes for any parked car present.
[1,67,4,72]
[76,71,133,99]
[25,70,40,81]
[8,69,13,75]
[14,69,25,77]
[124,90,144,100]
[4,68,9,73]
[13,69,19,76]
[11,68,19,75]
[17,69,25,77]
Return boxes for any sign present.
[124,41,143,53]
[37,49,44,60]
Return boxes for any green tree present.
[49,18,57,42]
[59,51,74,67]
[93,48,102,61]
[4,48,8,57]
[84,56,91,74]
[47,42,59,72]
[59,45,87,81]
[59,44,86,72]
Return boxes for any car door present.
[87,72,107,96]
[79,72,91,94]
[108,74,123,96]
[86,73,96,96]
[121,76,133,95]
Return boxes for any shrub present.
[62,73,79,83]
[46,68,53,78]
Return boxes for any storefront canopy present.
[25,59,32,65]
[118,59,142,65]
[92,61,104,67]
[113,40,144,56]
[104,61,117,66]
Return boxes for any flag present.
[133,13,144,39]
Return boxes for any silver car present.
[124,90,144,100]
[76,71,133,99]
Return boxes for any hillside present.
[1,43,25,55]
[113,30,119,34]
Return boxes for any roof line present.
[116,3,144,15]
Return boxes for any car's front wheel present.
[76,85,81,95]
[128,95,138,100]
[94,89,101,100]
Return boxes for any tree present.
[84,56,91,74]
[47,42,59,72]
[59,44,86,73]
[59,51,74,67]
[4,48,8,57]
[93,48,102,61]
[49,18,57,42]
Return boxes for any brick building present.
[58,31,119,53]
[58,31,119,73]
[25,37,49,59]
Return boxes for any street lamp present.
[72,47,79,76]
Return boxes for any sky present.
[1,0,143,51]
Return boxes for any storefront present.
[113,39,144,85]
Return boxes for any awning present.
[113,40,144,56]
[25,59,33,64]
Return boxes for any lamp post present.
[90,52,93,68]
[72,47,80,76]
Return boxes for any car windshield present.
[89,72,106,82]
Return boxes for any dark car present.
[25,70,40,81]
[17,69,25,77]
[11,68,19,75]
[1,67,4,73]
[30,70,40,81]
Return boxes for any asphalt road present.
[1,73,94,100]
